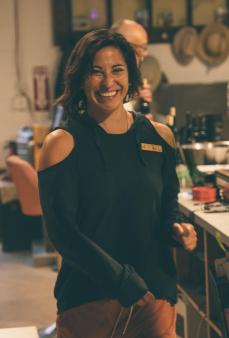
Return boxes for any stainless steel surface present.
[182,141,229,167]
[216,169,229,188]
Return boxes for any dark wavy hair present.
[56,28,142,117]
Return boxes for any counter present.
[179,196,229,247]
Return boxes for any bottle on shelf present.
[179,111,193,144]
[166,106,178,141]
[198,115,208,142]
[185,111,193,143]
[192,115,201,142]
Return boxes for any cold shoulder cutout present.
[38,113,181,314]
[150,121,176,148]
[39,129,75,172]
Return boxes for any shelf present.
[178,284,223,337]
[52,0,229,46]
[178,280,206,312]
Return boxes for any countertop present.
[178,194,229,247]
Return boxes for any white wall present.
[148,44,229,84]
[0,0,228,167]
[0,0,60,167]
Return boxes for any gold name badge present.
[141,143,163,152]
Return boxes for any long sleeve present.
[161,145,182,246]
[38,151,148,307]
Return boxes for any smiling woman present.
[38,28,197,338]
[83,46,129,127]
[57,29,141,120]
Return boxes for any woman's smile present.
[96,89,122,101]
[98,90,118,97]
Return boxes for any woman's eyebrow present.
[92,64,125,68]
[91,65,102,69]
[112,64,125,67]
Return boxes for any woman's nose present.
[101,72,114,89]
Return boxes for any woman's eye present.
[90,68,103,75]
[113,67,124,73]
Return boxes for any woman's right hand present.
[135,291,155,306]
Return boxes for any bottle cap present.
[143,78,148,87]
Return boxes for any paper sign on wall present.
[33,66,50,111]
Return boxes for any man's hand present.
[173,223,197,251]
[138,84,152,103]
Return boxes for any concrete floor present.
[0,243,57,333]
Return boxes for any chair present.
[6,155,58,337]
[6,155,56,259]
[6,155,42,216]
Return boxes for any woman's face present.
[83,46,129,118]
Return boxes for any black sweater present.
[38,112,181,314]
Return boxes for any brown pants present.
[56,297,176,338]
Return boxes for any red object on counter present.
[192,186,217,203]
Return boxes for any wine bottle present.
[198,115,208,142]
[192,116,200,142]
[167,106,178,140]
[139,78,150,115]
[185,111,193,143]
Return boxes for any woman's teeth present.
[99,91,116,97]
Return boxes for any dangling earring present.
[124,93,130,103]
[78,100,85,114]
[124,84,133,103]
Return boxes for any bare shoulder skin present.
[39,129,75,171]
[150,121,176,148]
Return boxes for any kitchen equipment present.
[216,169,229,188]
[182,141,229,170]
[197,164,229,174]
[216,169,229,201]
[204,202,229,213]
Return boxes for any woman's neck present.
[89,108,133,134]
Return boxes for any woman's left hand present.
[173,223,197,251]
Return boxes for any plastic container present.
[192,186,217,203]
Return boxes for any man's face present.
[130,42,149,65]
[119,24,149,65]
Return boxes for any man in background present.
[111,19,153,115]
